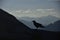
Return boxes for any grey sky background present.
[1,0,60,18]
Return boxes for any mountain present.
[45,20,60,31]
[19,19,37,29]
[34,20,60,40]
[35,15,60,26]
[18,17,35,21]
[39,20,60,32]
[47,20,60,27]
[1,9,60,40]
[19,15,60,26]
[18,15,60,29]
[0,9,34,40]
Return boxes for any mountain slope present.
[0,9,33,40]
[19,19,37,29]
[18,15,60,29]
[39,20,60,32]
[36,15,60,26]
[19,15,60,26]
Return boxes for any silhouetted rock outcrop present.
[32,29,60,40]
[32,20,45,28]
[0,9,33,40]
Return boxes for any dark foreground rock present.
[0,9,33,40]
[32,29,60,40]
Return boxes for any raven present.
[32,20,45,28]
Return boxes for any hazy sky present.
[1,0,60,18]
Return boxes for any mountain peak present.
[47,15,58,18]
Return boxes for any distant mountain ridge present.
[34,15,60,26]
[18,15,60,29]
[39,20,60,32]
[47,20,60,29]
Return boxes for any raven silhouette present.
[32,20,45,28]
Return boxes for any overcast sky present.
[1,0,60,18]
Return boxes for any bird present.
[32,20,45,28]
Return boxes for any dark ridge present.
[0,9,31,31]
[32,29,60,40]
[0,9,33,40]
